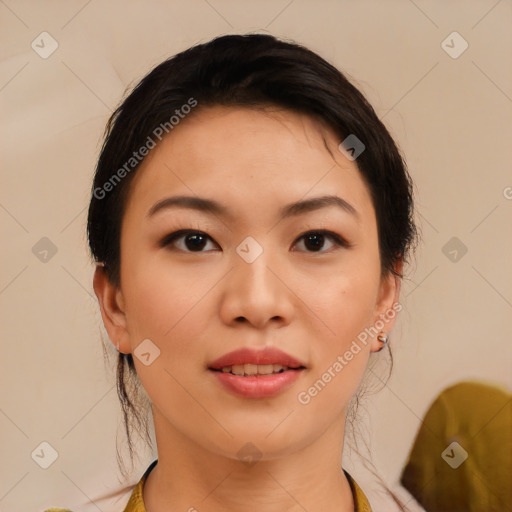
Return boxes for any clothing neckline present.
[123,459,372,511]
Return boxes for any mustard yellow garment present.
[401,380,512,511]
[45,459,373,511]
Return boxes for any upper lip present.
[208,347,306,370]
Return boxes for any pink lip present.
[210,368,305,398]
[208,346,306,370]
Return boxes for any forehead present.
[125,106,375,224]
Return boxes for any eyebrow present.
[147,194,359,221]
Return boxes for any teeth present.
[221,364,289,376]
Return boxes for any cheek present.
[295,275,377,416]
[120,264,211,414]
[120,246,209,340]
[297,253,380,406]
[305,261,380,344]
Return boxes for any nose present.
[218,249,294,330]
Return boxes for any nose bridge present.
[222,237,292,326]
[233,240,278,297]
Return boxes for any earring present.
[116,340,120,351]
[376,331,389,352]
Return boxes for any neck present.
[143,406,355,512]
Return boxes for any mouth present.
[209,364,306,377]
[208,346,306,373]
[208,364,306,399]
[207,346,307,397]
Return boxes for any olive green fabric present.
[401,381,512,511]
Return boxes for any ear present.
[92,264,132,354]
[369,258,403,353]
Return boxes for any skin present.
[93,105,402,512]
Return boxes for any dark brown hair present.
[87,33,419,505]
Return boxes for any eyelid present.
[296,229,353,249]
[159,228,353,252]
[159,229,215,248]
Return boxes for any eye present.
[293,230,351,253]
[160,230,218,252]
[161,229,351,253]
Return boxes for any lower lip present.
[209,369,305,398]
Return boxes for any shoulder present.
[42,460,158,512]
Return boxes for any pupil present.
[186,234,206,251]
[305,233,323,251]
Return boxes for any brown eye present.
[161,229,350,254]
[161,230,217,252]
[294,230,350,253]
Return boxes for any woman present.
[48,32,418,512]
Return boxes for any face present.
[94,105,401,462]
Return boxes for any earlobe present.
[92,265,131,354]
[370,260,403,353]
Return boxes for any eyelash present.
[159,229,352,254]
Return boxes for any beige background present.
[1,1,511,511]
